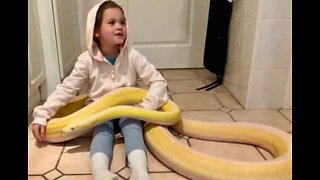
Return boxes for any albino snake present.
[44,87,292,180]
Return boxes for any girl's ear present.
[94,32,99,38]
[94,29,99,38]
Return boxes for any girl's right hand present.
[32,123,46,143]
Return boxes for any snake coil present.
[44,87,292,180]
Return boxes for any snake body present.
[45,87,292,180]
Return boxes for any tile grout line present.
[254,146,275,161]
[54,142,67,175]
[227,110,237,122]
[186,138,192,147]
[58,173,92,175]
[28,174,48,179]
[255,146,268,160]
[278,109,292,124]
[54,173,63,180]
[39,169,55,179]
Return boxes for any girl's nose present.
[115,23,123,30]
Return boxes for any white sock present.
[128,149,150,180]
[91,152,119,180]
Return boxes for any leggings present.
[90,118,146,159]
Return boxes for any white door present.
[78,0,210,68]
[128,0,210,68]
[28,0,46,115]
[28,0,85,102]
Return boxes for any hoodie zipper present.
[104,49,123,82]
[111,66,115,81]
[104,56,116,81]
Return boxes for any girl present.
[31,1,168,180]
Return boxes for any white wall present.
[283,58,292,109]
[224,0,292,109]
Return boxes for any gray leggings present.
[90,118,146,159]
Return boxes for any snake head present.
[62,124,77,134]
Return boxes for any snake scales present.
[44,87,292,180]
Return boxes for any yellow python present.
[45,87,292,180]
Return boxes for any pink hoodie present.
[32,1,168,126]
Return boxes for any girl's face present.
[95,8,127,46]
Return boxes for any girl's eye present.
[121,20,127,25]
[108,21,115,25]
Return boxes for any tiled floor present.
[28,68,292,180]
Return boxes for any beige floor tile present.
[161,69,198,80]
[169,128,182,137]
[257,147,274,160]
[169,129,190,141]
[175,135,190,146]
[28,176,46,180]
[167,80,205,93]
[194,68,216,80]
[215,93,243,109]
[220,107,232,113]
[57,175,92,180]
[117,176,126,180]
[28,140,64,175]
[110,138,126,172]
[189,138,265,162]
[280,109,292,122]
[117,167,130,179]
[79,130,93,138]
[63,138,91,153]
[172,93,222,110]
[146,149,171,172]
[44,169,62,179]
[230,110,292,132]
[203,83,230,94]
[182,138,190,146]
[181,110,234,122]
[58,138,91,174]
[58,149,91,174]
[149,172,190,180]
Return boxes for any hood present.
[85,0,129,61]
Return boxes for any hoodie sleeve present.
[132,50,168,110]
[32,57,90,126]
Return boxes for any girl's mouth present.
[115,33,123,37]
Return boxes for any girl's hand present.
[32,123,46,143]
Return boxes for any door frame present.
[35,0,62,99]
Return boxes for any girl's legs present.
[90,120,118,180]
[119,118,150,180]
